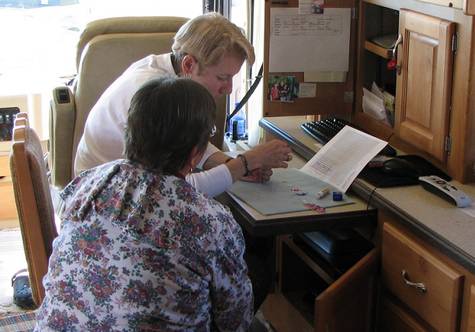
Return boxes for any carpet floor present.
[0,228,29,318]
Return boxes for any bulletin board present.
[263,0,357,117]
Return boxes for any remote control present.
[418,175,472,208]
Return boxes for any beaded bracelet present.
[236,154,250,176]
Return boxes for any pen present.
[316,187,330,199]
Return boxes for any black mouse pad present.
[359,155,451,188]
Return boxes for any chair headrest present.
[76,16,189,69]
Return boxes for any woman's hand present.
[243,140,292,171]
[222,140,292,182]
[241,167,273,183]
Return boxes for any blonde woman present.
[75,12,292,198]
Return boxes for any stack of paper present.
[362,82,394,126]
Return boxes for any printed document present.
[301,126,387,192]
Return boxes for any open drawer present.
[262,234,378,332]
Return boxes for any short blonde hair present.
[172,12,255,69]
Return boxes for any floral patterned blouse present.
[34,160,253,331]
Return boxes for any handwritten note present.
[269,7,351,73]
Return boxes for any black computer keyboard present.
[301,117,397,156]
[301,117,352,145]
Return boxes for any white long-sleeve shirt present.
[75,53,232,197]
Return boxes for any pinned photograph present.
[312,0,324,14]
[268,75,299,102]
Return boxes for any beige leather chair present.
[10,113,58,307]
[49,16,232,189]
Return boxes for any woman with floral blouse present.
[34,77,253,331]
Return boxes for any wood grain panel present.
[405,33,435,128]
[315,249,378,332]
[382,222,463,332]
[263,0,357,117]
[380,297,430,332]
[395,9,455,162]
[463,0,475,15]
[260,293,313,332]
[466,285,475,331]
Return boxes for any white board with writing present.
[269,7,351,73]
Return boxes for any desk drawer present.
[382,223,463,332]
[380,297,429,332]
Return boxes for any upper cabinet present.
[353,1,475,183]
[263,0,475,183]
[395,9,455,163]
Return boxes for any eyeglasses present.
[210,125,216,138]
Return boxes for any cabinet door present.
[395,9,455,162]
[314,249,378,332]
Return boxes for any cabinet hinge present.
[452,33,457,53]
[445,136,452,154]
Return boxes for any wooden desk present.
[259,116,475,274]
[221,130,378,331]
[220,193,376,237]
[259,116,475,331]
[220,145,376,237]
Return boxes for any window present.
[0,1,202,137]
[0,0,255,141]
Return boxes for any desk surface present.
[260,116,475,274]
[222,120,377,237]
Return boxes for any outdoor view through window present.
[0,0,249,140]
[0,0,202,95]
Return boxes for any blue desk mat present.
[228,168,354,215]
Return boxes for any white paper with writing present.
[301,126,387,192]
[269,7,351,72]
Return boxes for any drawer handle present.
[401,270,427,293]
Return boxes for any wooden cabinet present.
[382,222,463,331]
[355,3,458,164]
[395,9,455,163]
[261,234,378,332]
[263,0,475,182]
[354,1,475,182]
[465,285,475,330]
[380,297,431,332]
[380,214,470,331]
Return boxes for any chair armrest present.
[49,86,75,189]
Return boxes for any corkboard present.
[263,0,357,117]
